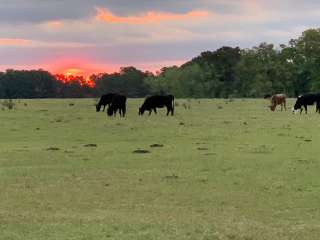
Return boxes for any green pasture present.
[1,98,320,239]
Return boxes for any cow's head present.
[269,105,276,111]
[138,106,145,115]
[96,104,101,112]
[293,96,302,113]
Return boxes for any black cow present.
[107,94,127,117]
[139,95,174,116]
[293,93,320,114]
[96,93,117,112]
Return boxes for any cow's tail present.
[171,95,174,115]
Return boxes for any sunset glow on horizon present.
[58,68,94,87]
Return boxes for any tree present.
[93,66,150,97]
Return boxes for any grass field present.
[1,98,320,239]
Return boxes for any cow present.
[139,95,174,116]
[107,94,127,117]
[96,93,117,112]
[293,93,320,114]
[269,94,287,111]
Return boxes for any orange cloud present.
[0,38,32,46]
[46,20,64,28]
[95,7,209,24]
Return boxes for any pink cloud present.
[95,7,209,24]
[45,20,64,28]
[0,38,32,46]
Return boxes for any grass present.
[1,98,320,239]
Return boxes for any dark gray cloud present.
[0,0,234,23]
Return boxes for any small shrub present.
[1,99,16,110]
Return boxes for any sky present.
[0,0,319,76]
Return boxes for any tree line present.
[1,28,320,99]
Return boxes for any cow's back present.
[100,93,116,103]
[300,94,319,105]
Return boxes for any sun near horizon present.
[54,67,96,87]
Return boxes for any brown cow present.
[269,94,287,111]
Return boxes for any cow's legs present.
[153,108,157,114]
[149,110,152,115]
[304,105,308,114]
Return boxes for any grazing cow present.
[96,93,117,112]
[269,94,287,111]
[107,94,127,117]
[139,95,174,116]
[293,93,320,114]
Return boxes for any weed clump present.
[1,99,15,110]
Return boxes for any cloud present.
[0,38,32,46]
[95,7,209,24]
[45,20,64,29]
[2,0,320,74]
[0,37,94,49]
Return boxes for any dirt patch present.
[84,144,97,148]
[46,147,60,151]
[133,149,150,154]
[198,147,209,151]
[150,144,164,148]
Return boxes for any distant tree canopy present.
[92,67,150,97]
[2,28,320,99]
